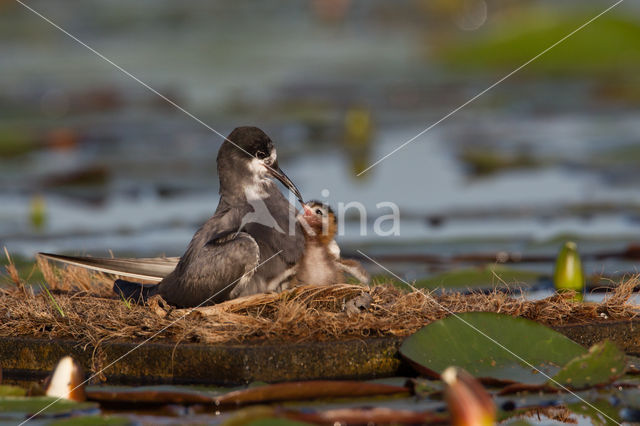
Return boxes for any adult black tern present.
[41,126,305,307]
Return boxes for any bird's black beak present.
[265,162,304,204]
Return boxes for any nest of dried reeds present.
[1,258,639,352]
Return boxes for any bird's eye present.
[256,151,268,159]
[315,209,324,216]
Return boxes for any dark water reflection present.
[1,1,640,282]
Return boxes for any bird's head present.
[217,127,303,203]
[298,200,337,245]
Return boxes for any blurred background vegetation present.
[1,0,640,287]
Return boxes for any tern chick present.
[296,201,344,286]
[268,201,369,291]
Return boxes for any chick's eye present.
[256,150,268,159]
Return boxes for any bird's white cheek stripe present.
[244,183,269,200]
[248,158,267,176]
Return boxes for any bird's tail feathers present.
[37,252,177,282]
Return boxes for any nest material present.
[1,260,639,350]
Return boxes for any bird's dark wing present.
[154,205,265,306]
[158,230,260,307]
[37,252,178,282]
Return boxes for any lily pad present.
[0,385,26,397]
[224,406,313,426]
[552,341,626,390]
[438,12,640,75]
[87,381,408,406]
[567,398,621,426]
[50,416,135,426]
[400,312,586,384]
[86,385,217,404]
[0,396,98,420]
[216,381,409,406]
[413,265,544,290]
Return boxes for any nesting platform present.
[1,319,640,386]
[2,264,639,385]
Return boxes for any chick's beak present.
[265,161,304,204]
[302,204,315,218]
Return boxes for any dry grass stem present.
[3,247,24,291]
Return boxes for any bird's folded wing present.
[37,252,179,283]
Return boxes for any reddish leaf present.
[216,381,409,405]
[87,386,215,404]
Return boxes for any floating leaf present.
[50,415,135,426]
[221,406,280,426]
[438,12,640,75]
[366,377,411,387]
[216,381,408,405]
[0,386,26,397]
[400,312,586,385]
[86,385,216,405]
[551,340,626,390]
[87,381,408,406]
[566,398,621,426]
[0,396,98,420]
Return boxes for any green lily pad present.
[414,265,543,290]
[400,312,586,385]
[0,385,26,397]
[552,341,626,390]
[438,11,640,75]
[567,398,621,426]
[219,406,312,426]
[0,396,98,420]
[50,415,135,426]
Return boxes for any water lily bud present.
[44,356,86,402]
[345,106,372,145]
[30,194,47,230]
[442,366,495,426]
[553,241,584,301]
[344,106,373,177]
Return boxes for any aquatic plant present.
[554,241,585,301]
